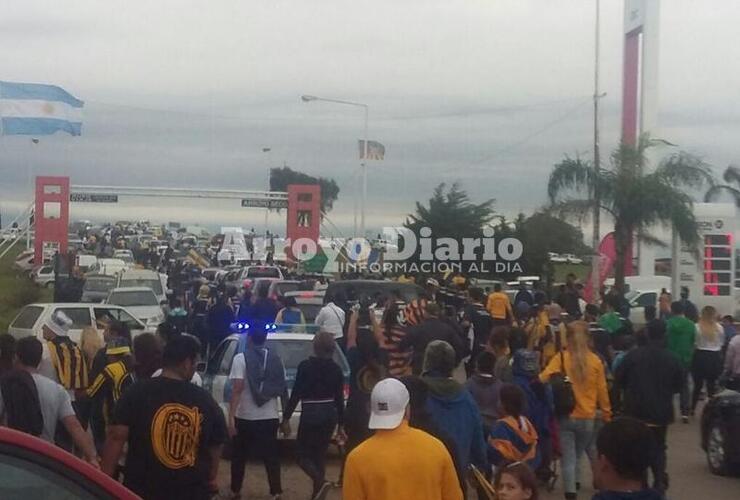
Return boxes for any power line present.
[464,97,593,170]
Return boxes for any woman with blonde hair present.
[80,326,103,369]
[691,305,725,412]
[539,321,611,500]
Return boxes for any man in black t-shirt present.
[101,335,227,500]
[461,288,492,373]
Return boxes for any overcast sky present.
[1,0,739,237]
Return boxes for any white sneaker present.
[313,482,332,500]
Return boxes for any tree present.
[518,212,591,277]
[547,135,714,292]
[704,165,740,205]
[269,166,340,214]
[406,183,496,239]
[404,183,495,270]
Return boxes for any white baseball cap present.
[368,378,409,430]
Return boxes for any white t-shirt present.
[151,369,203,387]
[228,352,280,421]
[695,322,725,352]
[0,373,75,444]
[314,302,345,338]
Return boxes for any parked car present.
[201,267,223,282]
[75,254,98,273]
[239,265,284,283]
[324,280,423,306]
[81,274,117,303]
[547,252,568,263]
[624,289,660,328]
[13,249,35,273]
[106,287,166,325]
[31,265,55,287]
[282,290,325,323]
[200,330,349,440]
[0,426,138,499]
[8,303,153,345]
[272,280,306,298]
[701,387,740,476]
[116,268,170,304]
[250,278,303,301]
[112,249,135,265]
[86,258,128,277]
[563,253,583,264]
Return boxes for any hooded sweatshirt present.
[423,374,488,478]
[592,490,664,500]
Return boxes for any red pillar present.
[34,176,70,265]
[286,184,321,261]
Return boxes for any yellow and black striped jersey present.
[86,358,133,425]
[46,337,88,391]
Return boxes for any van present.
[75,254,98,273]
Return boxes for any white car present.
[105,287,165,325]
[31,265,55,287]
[8,302,153,345]
[625,289,660,329]
[13,249,36,273]
[87,258,128,277]
[563,254,583,264]
[200,330,349,440]
[282,290,325,322]
[112,249,135,265]
[547,252,568,263]
[116,268,170,304]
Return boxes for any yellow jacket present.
[343,421,462,500]
[539,350,612,421]
[486,292,513,321]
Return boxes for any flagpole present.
[361,106,368,239]
[300,95,369,239]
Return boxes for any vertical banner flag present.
[0,81,84,136]
[358,140,385,160]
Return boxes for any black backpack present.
[549,348,576,418]
[0,370,44,437]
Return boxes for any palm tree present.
[547,135,715,292]
[704,165,740,205]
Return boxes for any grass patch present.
[0,246,52,332]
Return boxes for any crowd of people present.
[0,270,739,500]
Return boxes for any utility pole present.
[591,0,602,301]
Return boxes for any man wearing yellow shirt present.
[343,378,462,500]
[486,283,514,326]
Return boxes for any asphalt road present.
[216,406,740,500]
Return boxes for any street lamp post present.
[301,95,368,238]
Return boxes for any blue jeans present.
[559,417,596,495]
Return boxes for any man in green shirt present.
[666,301,694,422]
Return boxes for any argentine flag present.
[0,81,83,136]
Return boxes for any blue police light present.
[230,322,250,333]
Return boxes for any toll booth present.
[673,203,737,316]
[286,184,321,260]
[34,176,70,264]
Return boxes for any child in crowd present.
[494,461,539,500]
[464,351,502,431]
[488,384,539,469]
[592,417,664,500]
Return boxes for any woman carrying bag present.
[539,321,611,500]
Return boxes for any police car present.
[199,324,350,439]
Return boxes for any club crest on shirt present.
[151,403,202,469]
